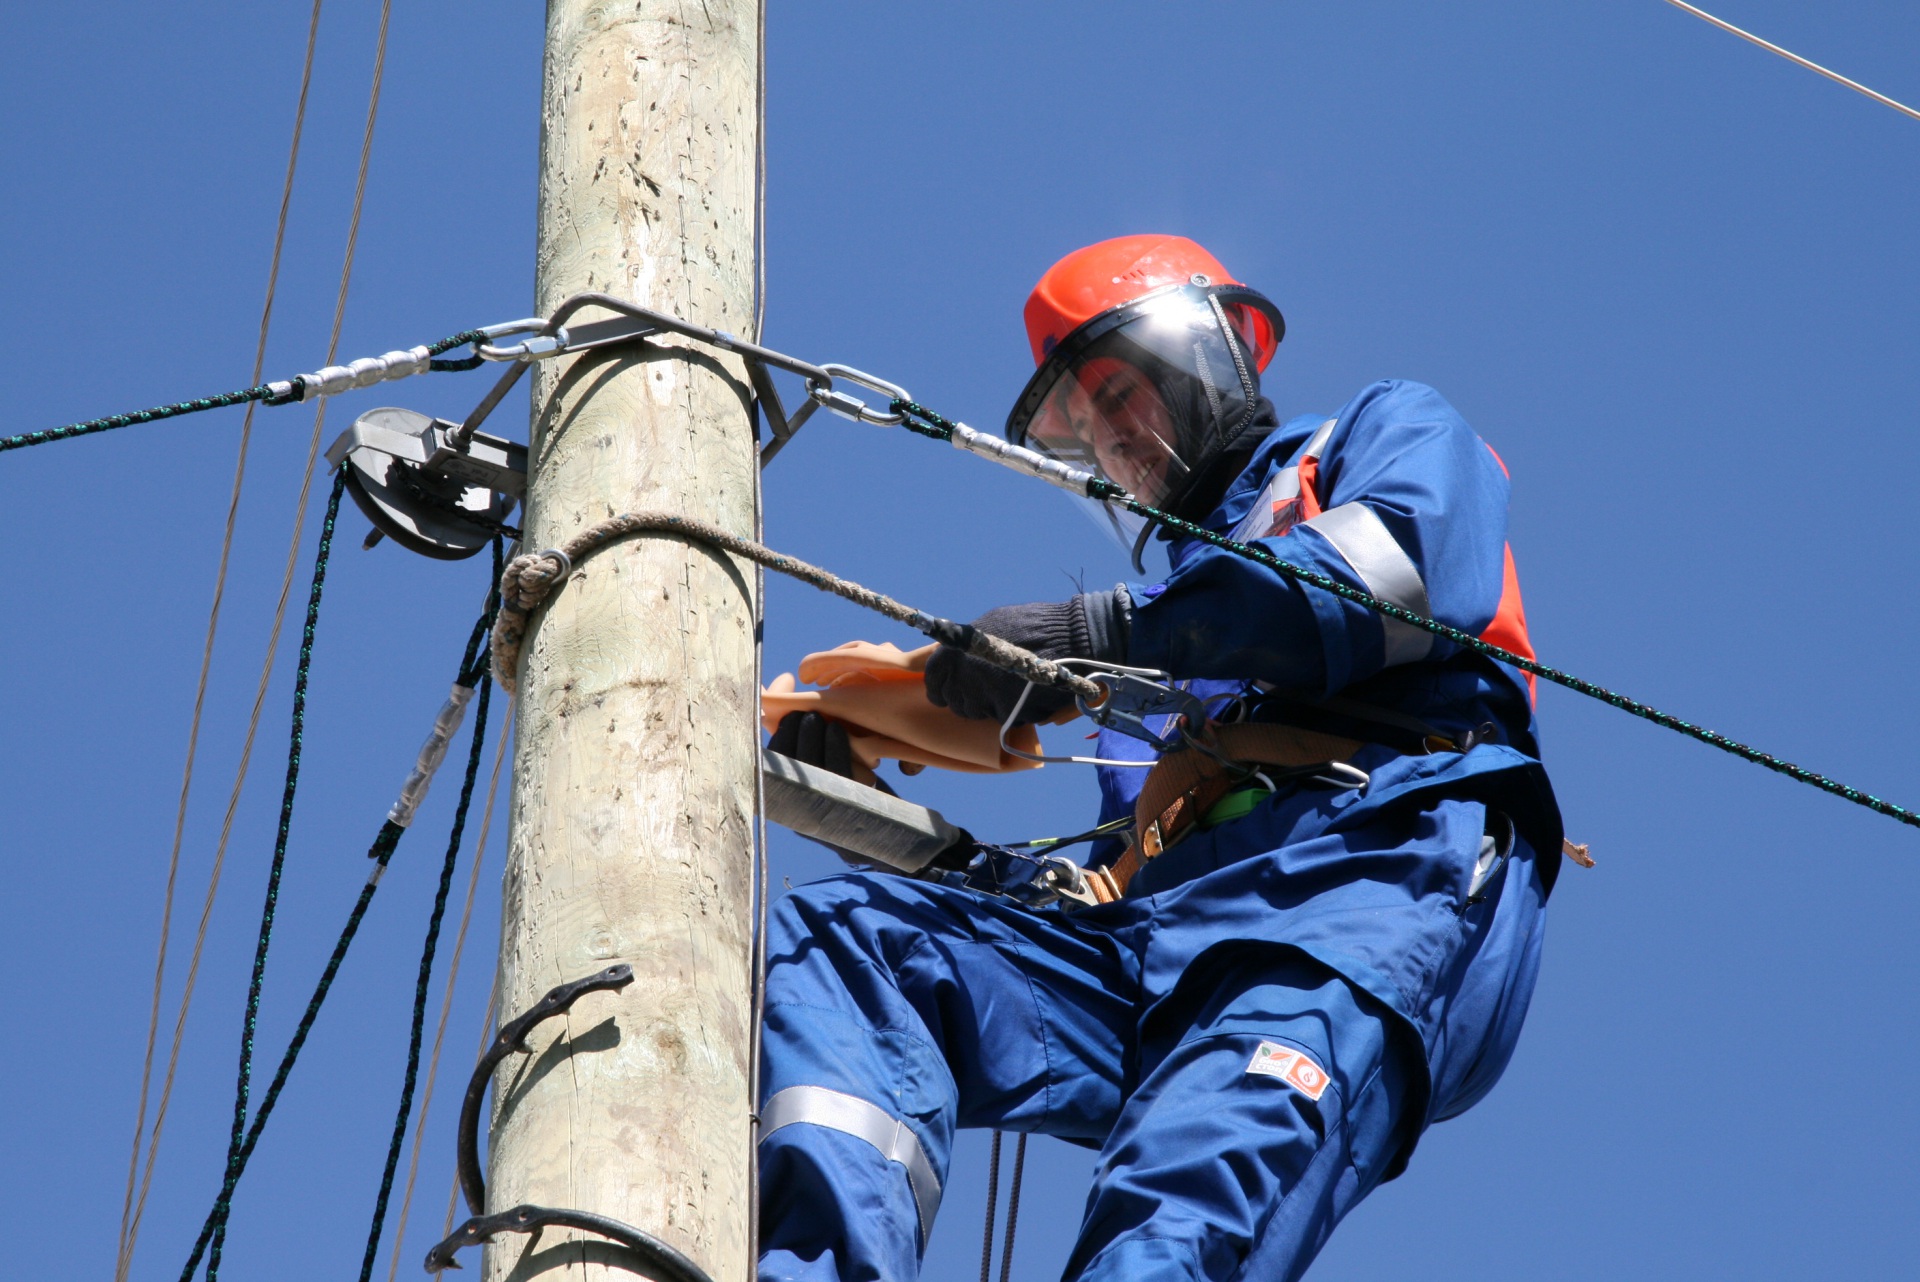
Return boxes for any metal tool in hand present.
[999,659,1211,768]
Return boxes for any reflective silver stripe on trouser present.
[1302,501,1435,666]
[760,1085,943,1244]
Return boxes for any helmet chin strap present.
[1129,514,1159,574]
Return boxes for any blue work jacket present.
[1083,379,1564,1060]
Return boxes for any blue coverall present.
[759,381,1563,1282]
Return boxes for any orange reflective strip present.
[1296,452,1324,521]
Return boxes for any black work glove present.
[767,711,895,867]
[766,710,862,781]
[924,589,1130,725]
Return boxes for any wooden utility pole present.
[488,1,761,1279]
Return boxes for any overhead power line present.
[1659,0,1920,123]
[114,4,328,1278]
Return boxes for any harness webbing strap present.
[760,1086,942,1242]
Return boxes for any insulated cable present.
[1658,0,1920,123]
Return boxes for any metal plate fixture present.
[759,748,964,874]
[325,406,527,560]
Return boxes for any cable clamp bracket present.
[450,965,634,1221]
[324,407,526,560]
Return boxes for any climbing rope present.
[888,398,1920,831]
[490,512,1103,704]
[359,581,498,1282]
[977,1130,1028,1282]
[978,1131,1003,1282]
[203,470,348,1281]
[998,1133,1028,1282]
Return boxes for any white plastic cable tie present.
[948,421,1099,495]
[387,683,476,828]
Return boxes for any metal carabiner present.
[807,363,910,426]
[475,318,571,363]
[1074,663,1211,752]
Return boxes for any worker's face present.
[1032,357,1184,501]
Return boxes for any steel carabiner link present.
[807,363,911,425]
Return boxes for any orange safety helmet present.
[1022,234,1283,370]
[1007,235,1286,556]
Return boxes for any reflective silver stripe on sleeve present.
[1302,502,1435,666]
[1303,416,1337,459]
[760,1085,942,1243]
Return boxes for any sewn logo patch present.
[1246,1041,1331,1100]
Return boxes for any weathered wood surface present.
[487,0,760,1278]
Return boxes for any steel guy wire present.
[887,398,1920,832]
[193,6,410,1271]
[115,3,328,1276]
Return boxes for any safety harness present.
[1082,722,1370,902]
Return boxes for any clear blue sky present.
[3,2,1918,1279]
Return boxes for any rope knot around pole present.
[488,512,1102,704]
[492,551,573,692]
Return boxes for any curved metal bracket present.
[455,964,634,1216]
[423,1203,714,1282]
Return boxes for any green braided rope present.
[1,328,490,455]
[890,398,1919,830]
[177,822,406,1282]
[357,546,501,1282]
[0,385,285,454]
[177,574,503,1282]
[204,470,347,1281]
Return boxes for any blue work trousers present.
[758,803,1547,1282]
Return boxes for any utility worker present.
[759,235,1562,1282]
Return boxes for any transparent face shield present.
[1007,284,1278,559]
